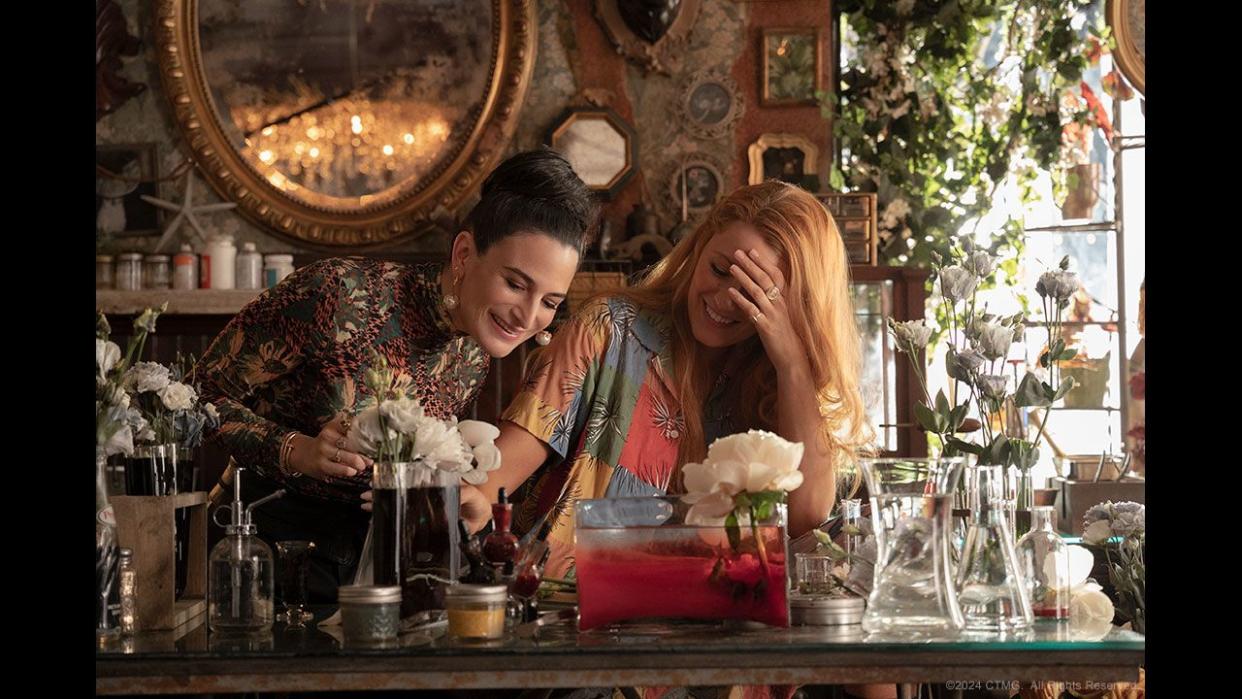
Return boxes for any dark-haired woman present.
[197,149,598,601]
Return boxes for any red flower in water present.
[1102,70,1135,101]
[1129,371,1145,400]
[1080,82,1114,142]
[1086,37,1104,65]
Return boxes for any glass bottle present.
[119,548,138,634]
[1016,506,1070,619]
[208,469,282,633]
[482,487,519,571]
[97,447,121,641]
[956,464,1035,633]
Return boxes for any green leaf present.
[1053,376,1078,401]
[1014,372,1052,408]
[725,511,741,553]
[947,437,983,456]
[914,402,943,433]
[935,389,951,417]
[1057,348,1078,362]
[982,434,1010,465]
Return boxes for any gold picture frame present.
[760,27,824,107]
[747,133,819,186]
[1107,0,1145,96]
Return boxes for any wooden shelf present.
[96,290,263,315]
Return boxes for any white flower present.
[966,251,997,278]
[159,381,197,412]
[103,423,134,458]
[681,430,805,525]
[346,405,392,457]
[1070,581,1115,623]
[977,322,1015,361]
[1036,270,1079,302]
[96,339,121,379]
[126,362,171,393]
[417,417,469,471]
[889,319,932,352]
[458,420,500,448]
[938,266,978,303]
[704,430,805,487]
[461,443,502,485]
[976,375,1009,401]
[1083,520,1113,545]
[379,397,424,435]
[203,402,220,423]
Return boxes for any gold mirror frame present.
[152,0,537,249]
[1107,0,1145,97]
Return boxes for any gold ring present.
[765,285,781,301]
[340,415,353,433]
[751,312,763,324]
[335,437,346,449]
[332,447,342,463]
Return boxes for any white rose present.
[159,382,197,412]
[126,362,171,393]
[1083,520,1113,546]
[705,430,805,482]
[458,420,500,448]
[203,402,220,423]
[96,339,121,379]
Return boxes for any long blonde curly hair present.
[616,181,873,479]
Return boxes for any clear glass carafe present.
[956,464,1034,633]
[859,458,966,635]
[208,469,282,633]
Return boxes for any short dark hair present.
[465,148,599,256]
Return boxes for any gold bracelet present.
[279,431,305,479]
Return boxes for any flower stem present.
[749,505,771,581]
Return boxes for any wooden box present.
[111,492,208,631]
[815,192,878,265]
[1051,476,1146,535]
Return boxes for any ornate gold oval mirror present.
[154,0,536,248]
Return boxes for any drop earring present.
[442,268,462,310]
[535,331,552,346]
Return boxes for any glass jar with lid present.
[143,255,171,289]
[96,255,115,289]
[116,254,144,291]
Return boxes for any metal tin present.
[338,585,402,604]
[789,594,865,626]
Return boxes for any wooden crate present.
[816,192,879,265]
[111,492,208,631]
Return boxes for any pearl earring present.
[535,331,552,346]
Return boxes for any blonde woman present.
[468,180,872,579]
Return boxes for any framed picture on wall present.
[760,27,823,106]
[664,155,726,223]
[96,143,163,237]
[678,68,744,140]
[547,107,639,199]
[747,133,819,188]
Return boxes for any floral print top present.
[197,258,490,504]
[502,296,738,577]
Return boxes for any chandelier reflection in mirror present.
[198,0,492,210]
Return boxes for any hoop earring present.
[535,331,552,346]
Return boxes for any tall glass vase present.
[859,457,966,636]
[371,462,460,623]
[96,447,121,640]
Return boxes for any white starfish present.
[140,172,238,251]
